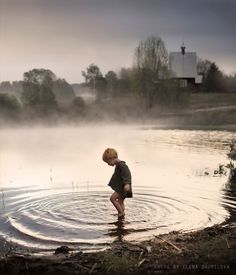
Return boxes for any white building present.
[169,45,202,86]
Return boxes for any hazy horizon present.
[1,0,236,83]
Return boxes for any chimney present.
[181,43,186,55]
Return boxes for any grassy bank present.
[170,109,236,126]
[188,92,236,109]
[1,224,236,275]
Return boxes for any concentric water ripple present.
[1,183,235,253]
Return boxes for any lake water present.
[0,125,236,253]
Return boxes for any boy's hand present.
[124,183,130,192]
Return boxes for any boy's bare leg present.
[110,192,125,216]
[117,197,125,212]
[117,196,125,217]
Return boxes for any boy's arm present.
[124,183,130,192]
[120,163,131,192]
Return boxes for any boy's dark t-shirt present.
[108,161,133,198]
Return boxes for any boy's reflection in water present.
[107,218,130,242]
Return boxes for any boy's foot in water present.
[118,212,125,218]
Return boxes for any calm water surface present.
[0,125,236,253]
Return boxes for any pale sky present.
[0,0,236,83]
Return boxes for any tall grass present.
[101,252,135,273]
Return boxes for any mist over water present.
[0,125,236,253]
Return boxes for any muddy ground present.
[0,223,236,275]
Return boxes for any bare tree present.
[134,36,169,108]
[197,58,212,79]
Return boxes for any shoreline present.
[1,119,236,132]
[1,222,236,275]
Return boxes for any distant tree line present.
[0,69,86,122]
[1,35,236,123]
[197,59,236,93]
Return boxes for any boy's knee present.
[110,196,114,202]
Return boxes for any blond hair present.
[102,148,118,162]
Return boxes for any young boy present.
[102,148,132,218]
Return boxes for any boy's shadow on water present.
[106,218,131,242]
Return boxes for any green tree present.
[134,36,169,108]
[224,73,236,93]
[21,69,57,113]
[40,75,57,107]
[82,64,107,101]
[71,96,86,115]
[53,78,75,107]
[105,70,118,96]
[203,62,225,92]
[0,93,21,120]
[0,81,11,91]
[116,68,133,97]
[82,64,102,89]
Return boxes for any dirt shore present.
[1,223,236,275]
